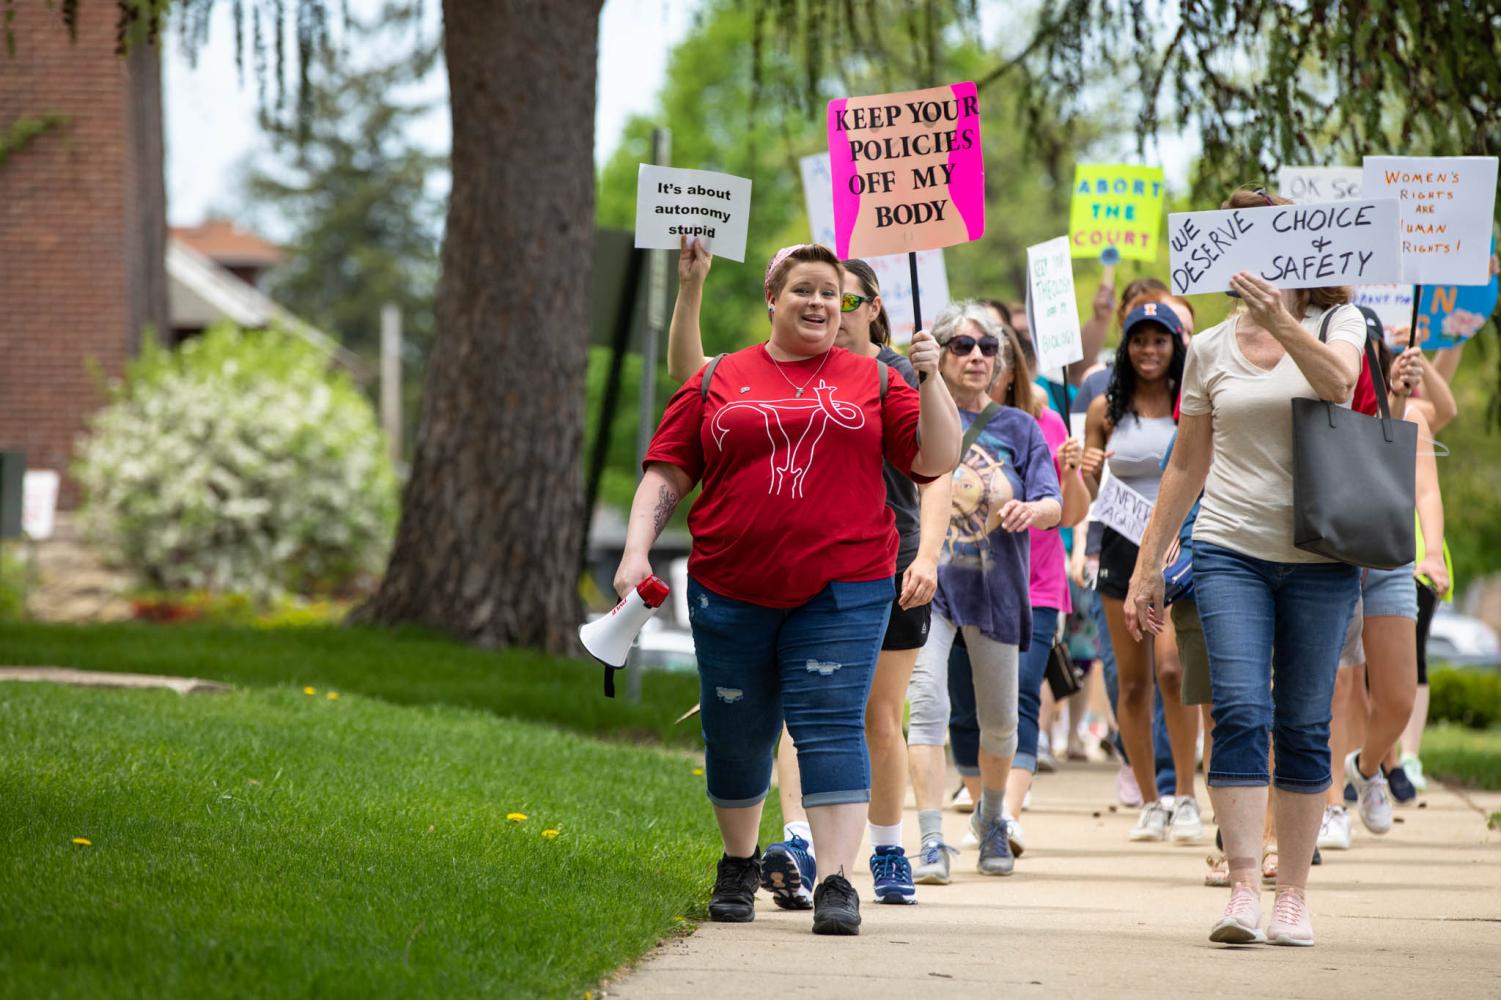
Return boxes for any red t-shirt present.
[1352,352,1379,416]
[644,345,929,608]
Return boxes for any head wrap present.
[764,244,809,294]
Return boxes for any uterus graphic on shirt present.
[945,436,1020,560]
[710,379,866,498]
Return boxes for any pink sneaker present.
[1266,889,1314,946]
[1116,764,1144,808]
[1209,884,1265,944]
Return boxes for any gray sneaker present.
[1345,750,1393,834]
[1170,796,1205,844]
[977,816,1016,875]
[913,837,959,885]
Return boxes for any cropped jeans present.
[1193,541,1360,794]
[687,575,892,809]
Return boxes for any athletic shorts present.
[1095,527,1137,601]
[882,568,932,651]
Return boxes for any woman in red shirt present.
[614,244,960,936]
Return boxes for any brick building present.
[0,6,167,508]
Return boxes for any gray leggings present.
[907,612,1019,759]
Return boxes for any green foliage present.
[0,681,718,998]
[0,112,68,169]
[74,325,397,599]
[0,543,27,622]
[0,621,703,746]
[1420,722,1501,791]
[1432,344,1501,590]
[1428,668,1501,730]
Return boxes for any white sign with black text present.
[1360,155,1499,285]
[1026,236,1084,374]
[635,164,753,262]
[1167,199,1401,297]
[1095,474,1153,547]
[1277,166,1363,204]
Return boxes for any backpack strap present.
[700,353,727,401]
[960,402,1001,456]
[878,359,889,400]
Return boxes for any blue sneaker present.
[760,835,814,910]
[869,845,917,905]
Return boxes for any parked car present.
[1428,605,1501,669]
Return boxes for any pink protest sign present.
[827,82,985,259]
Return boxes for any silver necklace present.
[765,345,832,398]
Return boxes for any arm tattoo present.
[650,484,680,537]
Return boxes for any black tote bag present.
[1290,306,1417,569]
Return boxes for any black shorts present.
[1415,581,1437,685]
[1095,527,1138,601]
[882,569,932,650]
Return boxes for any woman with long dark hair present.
[1082,301,1204,845]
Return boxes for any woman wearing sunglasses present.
[635,239,960,935]
[906,301,1062,882]
[667,240,954,909]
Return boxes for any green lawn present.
[1421,722,1501,791]
[0,622,700,746]
[0,681,719,998]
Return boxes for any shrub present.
[0,543,27,622]
[1428,668,1501,730]
[75,325,396,599]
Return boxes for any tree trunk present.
[356,0,602,652]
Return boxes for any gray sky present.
[164,0,696,231]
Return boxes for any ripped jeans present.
[687,575,892,809]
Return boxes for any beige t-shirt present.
[1179,305,1366,564]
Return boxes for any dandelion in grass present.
[326,691,339,701]
[303,686,317,696]
[506,812,528,823]
[691,767,704,776]
[542,829,560,840]
[71,837,92,846]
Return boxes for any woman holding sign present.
[619,243,960,936]
[905,301,1062,882]
[1081,302,1202,846]
[1125,187,1366,949]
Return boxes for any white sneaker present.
[1400,752,1428,793]
[1007,817,1026,857]
[1170,796,1205,844]
[1129,799,1171,842]
[1209,884,1266,944]
[951,784,975,814]
[1266,888,1315,946]
[1317,805,1353,850]
[1345,750,1393,835]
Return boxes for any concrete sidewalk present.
[607,762,1501,998]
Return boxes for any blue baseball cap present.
[1123,300,1186,342]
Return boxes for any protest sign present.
[1167,199,1400,297]
[1026,236,1083,373]
[1096,475,1153,546]
[826,82,985,259]
[1069,165,1166,262]
[634,165,752,262]
[798,152,950,342]
[1360,156,1499,285]
[1354,266,1500,350]
[1277,166,1363,203]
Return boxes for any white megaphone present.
[581,576,671,695]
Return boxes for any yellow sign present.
[1069,164,1166,262]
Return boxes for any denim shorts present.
[687,575,893,809]
[1193,541,1360,793]
[1362,562,1418,620]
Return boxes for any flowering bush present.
[75,325,397,598]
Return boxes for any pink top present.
[1028,407,1072,614]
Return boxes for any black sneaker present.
[708,851,761,923]
[1343,781,1357,804]
[1385,764,1417,804]
[811,872,861,935]
[1312,845,1323,866]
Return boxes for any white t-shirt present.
[1179,305,1366,564]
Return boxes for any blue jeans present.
[947,608,1058,776]
[1193,541,1360,793]
[687,576,892,808]
[1091,587,1175,798]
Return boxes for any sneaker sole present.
[760,854,813,911]
[1128,831,1167,842]
[873,887,918,905]
[1170,827,1205,845]
[811,913,861,935]
[1267,930,1314,947]
[707,903,755,923]
[977,864,1014,876]
[1209,920,1266,944]
[913,869,951,885]
[1316,838,1351,851]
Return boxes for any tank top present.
[1106,413,1176,504]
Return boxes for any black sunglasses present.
[945,334,1000,357]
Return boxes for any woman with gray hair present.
[906,301,1063,882]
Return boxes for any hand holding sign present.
[677,235,713,287]
[1228,271,1296,328]
[908,328,941,377]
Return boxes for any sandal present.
[1261,844,1279,886]
[1205,853,1230,888]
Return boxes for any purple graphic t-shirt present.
[933,404,1062,649]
